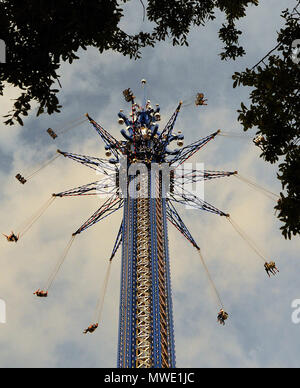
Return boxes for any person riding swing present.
[3,231,19,243]
[83,323,99,334]
[217,309,229,326]
[195,93,208,106]
[265,262,279,277]
[33,289,48,298]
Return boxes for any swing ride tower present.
[118,170,175,368]
[11,80,280,368]
[115,84,224,368]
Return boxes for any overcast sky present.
[0,0,299,368]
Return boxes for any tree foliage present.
[0,0,258,125]
[0,0,298,239]
[232,5,300,239]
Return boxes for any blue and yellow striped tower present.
[116,83,182,368]
[118,169,176,368]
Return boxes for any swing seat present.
[47,128,58,139]
[83,323,98,334]
[15,174,27,184]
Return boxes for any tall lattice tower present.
[117,82,178,368]
[115,83,222,367]
[46,81,231,367]
[14,78,277,368]
[118,168,175,368]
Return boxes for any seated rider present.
[217,309,229,326]
[3,232,19,243]
[264,262,279,277]
[267,261,279,276]
[264,262,270,277]
[253,135,265,150]
[195,93,208,106]
[269,261,279,275]
[15,174,27,184]
[83,323,99,335]
[33,289,48,298]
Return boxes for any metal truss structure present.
[52,82,236,368]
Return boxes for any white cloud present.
[0,0,299,368]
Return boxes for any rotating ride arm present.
[174,169,237,185]
[170,130,221,166]
[170,185,228,217]
[155,102,183,154]
[53,177,117,198]
[158,102,182,141]
[166,201,200,250]
[57,150,117,175]
[73,194,124,236]
[109,221,123,261]
[86,114,124,160]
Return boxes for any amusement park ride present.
[4,80,280,368]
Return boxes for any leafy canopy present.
[232,5,300,239]
[1,0,299,239]
[0,0,258,125]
